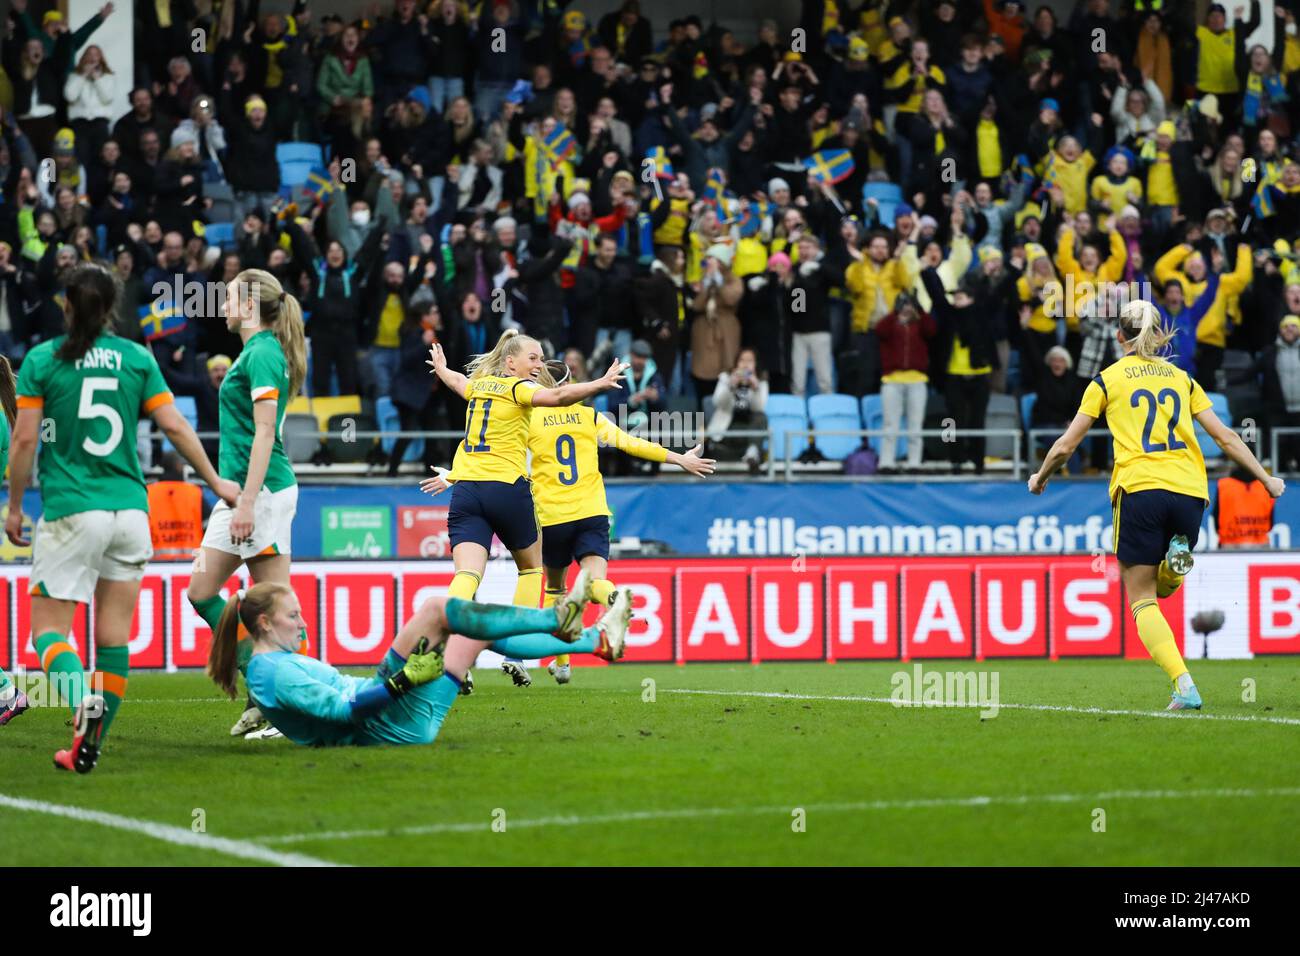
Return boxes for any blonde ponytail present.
[1118,299,1175,363]
[206,582,294,699]
[234,268,307,399]
[464,328,538,380]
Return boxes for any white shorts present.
[30,509,153,604]
[201,485,298,560]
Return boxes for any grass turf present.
[1,658,1297,866]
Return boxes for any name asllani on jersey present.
[74,348,124,371]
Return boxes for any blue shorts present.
[1113,488,1206,567]
[542,515,611,569]
[448,477,538,551]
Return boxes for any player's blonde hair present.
[208,582,295,700]
[465,328,541,380]
[233,269,307,399]
[1118,299,1174,362]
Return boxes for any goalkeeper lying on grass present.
[206,570,630,746]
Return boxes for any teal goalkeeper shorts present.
[355,676,446,745]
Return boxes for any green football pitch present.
[1,659,1297,866]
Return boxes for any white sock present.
[1176,672,1195,694]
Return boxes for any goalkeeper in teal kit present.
[206,570,631,746]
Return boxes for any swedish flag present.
[702,167,726,206]
[647,146,674,181]
[306,165,333,200]
[542,124,577,163]
[735,208,761,238]
[803,148,855,185]
[1252,183,1278,220]
[138,300,186,342]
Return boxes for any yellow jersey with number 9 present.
[449,375,539,483]
[529,406,668,525]
[1078,355,1211,504]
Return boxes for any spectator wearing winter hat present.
[37,128,87,210]
[875,292,936,474]
[1090,147,1142,231]
[221,92,280,222]
[923,267,995,475]
[690,243,743,404]
[153,126,206,239]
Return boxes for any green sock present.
[91,645,130,741]
[490,627,598,659]
[34,631,86,717]
[444,597,558,639]
[189,593,227,631]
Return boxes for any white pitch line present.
[0,793,342,867]
[254,786,1300,845]
[664,688,1300,726]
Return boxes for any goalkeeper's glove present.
[383,638,445,697]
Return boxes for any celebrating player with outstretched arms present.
[1029,299,1284,711]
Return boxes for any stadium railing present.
[1270,427,1300,476]
[781,428,1025,481]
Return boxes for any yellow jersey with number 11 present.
[529,407,668,525]
[449,375,539,484]
[1078,355,1211,504]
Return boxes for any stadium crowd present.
[3,0,1300,476]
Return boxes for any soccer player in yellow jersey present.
[425,329,627,678]
[526,363,714,683]
[423,360,715,684]
[1030,300,1284,711]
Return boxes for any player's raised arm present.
[1195,406,1285,498]
[594,413,716,476]
[427,342,470,399]
[530,358,627,408]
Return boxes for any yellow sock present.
[1156,560,1183,599]
[1131,599,1189,682]
[448,569,482,601]
[591,578,617,606]
[513,568,544,608]
[543,588,568,666]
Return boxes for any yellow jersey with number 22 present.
[1078,355,1211,504]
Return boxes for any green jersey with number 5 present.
[15,334,174,521]
[218,329,296,492]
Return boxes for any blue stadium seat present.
[767,394,807,421]
[873,201,898,228]
[764,394,808,461]
[863,182,903,206]
[204,222,235,248]
[809,393,860,421]
[860,394,882,429]
[809,394,862,457]
[161,395,199,454]
[1196,392,1232,459]
[1020,393,1037,431]
[769,414,809,461]
[280,160,315,189]
[276,142,324,166]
